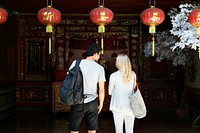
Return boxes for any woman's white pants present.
[112,111,135,133]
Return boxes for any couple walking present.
[68,43,136,133]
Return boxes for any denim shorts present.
[69,99,98,131]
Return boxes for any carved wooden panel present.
[16,82,51,107]
[141,82,178,107]
[16,88,51,106]
[52,82,71,112]
[52,82,111,112]
[17,16,52,81]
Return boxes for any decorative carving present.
[16,87,51,102]
[52,82,110,112]
[52,82,71,112]
[24,38,47,81]
[57,46,65,70]
[60,19,138,26]
[18,18,47,37]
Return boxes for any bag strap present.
[133,74,138,93]
[75,59,84,106]
[75,59,81,66]
[134,83,138,93]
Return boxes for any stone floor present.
[0,109,200,133]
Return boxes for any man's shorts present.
[69,99,98,131]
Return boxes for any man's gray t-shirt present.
[69,59,106,103]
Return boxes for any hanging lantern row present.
[0,7,8,25]
[188,9,200,59]
[89,0,114,54]
[140,2,165,56]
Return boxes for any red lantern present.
[90,5,113,55]
[188,9,200,59]
[188,9,200,34]
[141,6,165,56]
[37,6,61,33]
[141,6,165,34]
[90,6,113,33]
[0,7,8,25]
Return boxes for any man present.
[68,43,106,133]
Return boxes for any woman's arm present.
[98,81,105,114]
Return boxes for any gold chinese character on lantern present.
[43,12,53,21]
[99,12,108,21]
[150,12,160,22]
[197,13,200,22]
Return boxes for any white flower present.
[169,3,199,50]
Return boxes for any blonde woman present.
[109,54,136,133]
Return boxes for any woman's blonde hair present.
[115,54,132,83]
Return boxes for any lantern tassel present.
[199,45,200,60]
[152,35,155,56]
[98,25,105,33]
[197,27,200,35]
[101,37,104,54]
[49,37,51,54]
[46,25,53,33]
[149,25,156,34]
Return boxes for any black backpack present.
[60,59,84,105]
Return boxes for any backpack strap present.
[75,59,81,66]
[75,59,84,106]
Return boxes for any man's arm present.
[98,81,105,114]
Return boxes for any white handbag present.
[129,81,147,119]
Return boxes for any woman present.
[108,54,136,133]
